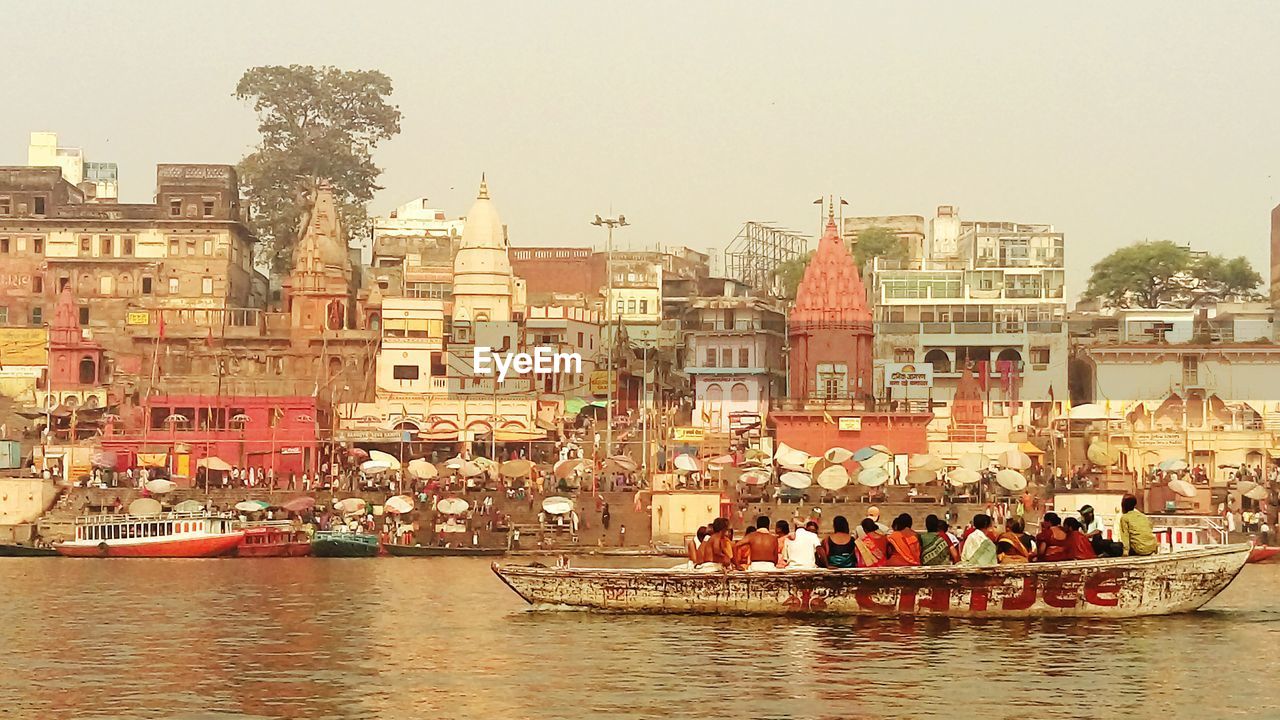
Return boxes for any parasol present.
[1087,442,1121,467]
[906,468,937,485]
[368,450,401,470]
[197,456,232,472]
[1168,479,1197,498]
[780,471,812,490]
[235,500,269,513]
[282,496,316,512]
[458,461,485,478]
[144,478,177,494]
[173,499,205,513]
[127,498,162,517]
[773,443,811,467]
[501,459,535,478]
[361,460,392,475]
[673,454,701,473]
[1068,403,1119,421]
[406,458,438,479]
[542,496,573,515]
[1237,480,1258,495]
[91,450,117,469]
[910,454,945,472]
[957,453,986,471]
[1157,458,1188,472]
[335,497,368,515]
[436,497,470,515]
[857,467,890,487]
[1244,486,1269,501]
[816,465,850,490]
[852,446,884,462]
[347,448,370,460]
[998,449,1032,471]
[947,468,981,485]
[444,456,466,469]
[554,458,583,479]
[740,469,772,486]
[384,495,415,514]
[995,469,1027,491]
[823,447,854,463]
[859,451,891,469]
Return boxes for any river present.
[0,558,1275,720]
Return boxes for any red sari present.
[855,532,888,567]
[1064,529,1096,560]
[885,529,922,566]
[1036,526,1070,562]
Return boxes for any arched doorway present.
[996,348,1022,365]
[78,357,96,384]
[924,349,951,374]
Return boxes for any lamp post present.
[591,213,628,461]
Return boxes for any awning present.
[197,456,232,472]
[495,429,548,442]
[417,430,461,442]
[1018,442,1045,456]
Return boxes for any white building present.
[27,132,117,200]
[369,196,466,296]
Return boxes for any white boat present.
[55,512,244,558]
[492,544,1250,618]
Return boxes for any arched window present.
[118,274,133,297]
[997,348,1022,365]
[369,312,381,332]
[78,357,96,384]
[705,383,723,407]
[924,349,951,374]
[730,382,749,404]
[328,357,342,377]
[326,300,345,330]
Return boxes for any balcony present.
[876,321,1064,338]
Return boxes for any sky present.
[3,0,1278,302]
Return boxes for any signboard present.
[126,311,151,325]
[838,417,862,431]
[590,371,614,396]
[672,427,705,443]
[1132,432,1184,447]
[280,447,302,455]
[336,429,403,443]
[729,412,761,431]
[886,363,933,389]
[0,328,47,365]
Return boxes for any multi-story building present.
[870,205,1068,439]
[525,305,601,399]
[844,213,926,261]
[369,196,464,301]
[26,131,119,201]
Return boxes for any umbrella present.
[384,495,415,514]
[173,499,205,513]
[1245,486,1269,501]
[335,497,367,515]
[906,468,937,485]
[1087,442,1121,467]
[910,454,944,472]
[407,458,438,479]
[1068,403,1118,421]
[458,461,485,478]
[957,453,986,471]
[999,449,1032,471]
[501,459,535,478]
[361,460,392,475]
[444,456,466,469]
[857,467,890,487]
[127,498,162,517]
[368,450,401,470]
[947,468,981,485]
[554,458,583,479]
[608,455,639,472]
[436,497,470,515]
[860,452,892,469]
[706,454,735,468]
[774,443,810,467]
[197,456,233,472]
[824,447,854,463]
[282,496,316,512]
[1157,458,1188,472]
[852,446,884,462]
[235,500,270,513]
[145,478,177,494]
[673,454,701,473]
[1168,479,1197,498]
[347,448,370,460]
[91,450,117,469]
[740,469,772,486]
[816,465,850,490]
[745,448,770,463]
[780,471,812,489]
[995,469,1027,491]
[542,496,573,515]
[1237,480,1258,495]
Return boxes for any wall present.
[693,375,767,433]
[772,412,931,457]
[1272,204,1280,310]
[0,477,59,526]
[650,490,724,543]
[1090,349,1280,404]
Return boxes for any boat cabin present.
[73,512,236,543]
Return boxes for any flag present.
[812,197,823,205]
[700,405,712,425]
[205,326,214,347]
[839,198,849,206]
[823,410,835,425]
[157,313,165,340]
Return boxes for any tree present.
[234,65,402,275]
[1082,240,1263,309]
[850,226,908,271]
[772,251,813,300]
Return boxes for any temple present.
[451,176,525,324]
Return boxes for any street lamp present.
[591,213,628,461]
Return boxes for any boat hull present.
[1247,546,1280,564]
[234,541,312,558]
[55,532,245,558]
[0,544,59,557]
[311,533,380,557]
[492,544,1251,618]
[384,544,505,557]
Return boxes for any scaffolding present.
[724,222,810,295]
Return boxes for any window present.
[739,348,750,367]
[639,299,648,314]
[169,199,182,217]
[627,299,637,313]
[78,357,95,384]
[893,347,915,363]
[704,348,716,367]
[99,276,113,294]
[33,237,43,254]
[169,239,179,256]
[577,331,584,347]
[142,277,153,295]
[730,382,749,403]
[430,352,446,377]
[1182,356,1199,386]
[186,239,196,257]
[168,278,179,294]
[79,235,91,254]
[615,300,623,315]
[122,236,134,255]
[78,307,89,325]
[30,307,41,325]
[0,307,7,324]
[100,236,113,256]
[816,363,848,399]
[392,365,419,380]
[32,275,42,293]
[0,237,7,253]
[721,348,733,367]
[33,196,45,215]
[202,277,214,295]
[1030,347,1050,365]
[202,199,215,217]
[203,240,212,256]
[0,197,9,215]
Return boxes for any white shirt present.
[783,527,821,569]
[961,531,996,566]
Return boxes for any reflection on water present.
[0,558,1276,719]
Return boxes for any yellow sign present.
[590,371,614,396]
[838,417,862,431]
[126,311,151,325]
[673,427,705,443]
[0,328,47,365]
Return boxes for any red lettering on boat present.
[1042,575,1083,609]
[1084,571,1122,607]
[1001,577,1037,611]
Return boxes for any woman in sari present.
[918,514,957,565]
[885,513,922,566]
[996,517,1032,564]
[821,515,857,568]
[853,518,887,567]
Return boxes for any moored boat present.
[1247,545,1280,564]
[384,543,506,557]
[311,530,380,557]
[492,544,1251,618]
[55,512,244,558]
[235,522,312,558]
[0,543,59,557]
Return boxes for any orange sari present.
[996,531,1031,564]
[855,532,888,567]
[885,529,922,566]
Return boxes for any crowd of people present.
[684,495,1158,571]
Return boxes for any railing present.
[687,320,784,333]
[875,321,1064,335]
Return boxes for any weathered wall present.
[0,477,58,525]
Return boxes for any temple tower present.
[287,183,353,331]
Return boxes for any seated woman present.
[996,517,1032,564]
[918,514,957,565]
[853,518,888,567]
[1062,517,1097,560]
[1035,513,1070,562]
[885,513,922,566]
[821,515,857,568]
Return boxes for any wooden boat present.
[1247,545,1280,564]
[384,543,506,557]
[234,522,312,558]
[492,544,1251,618]
[0,543,59,557]
[55,512,244,558]
[311,530,380,557]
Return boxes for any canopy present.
[947,468,981,485]
[823,447,854,463]
[282,496,316,512]
[1168,479,1197,498]
[542,496,573,515]
[1018,442,1044,456]
[436,497,469,515]
[173,499,205,513]
[1087,442,1121,467]
[910,454,944,472]
[995,469,1027,491]
[816,465,849,490]
[496,429,547,442]
[957,453,987,471]
[857,467,890,487]
[565,397,589,415]
[998,449,1032,471]
[128,498,162,517]
[368,450,401,470]
[1245,486,1268,500]
[144,479,177,495]
[361,460,393,475]
[406,458,438,479]
[780,471,812,489]
[335,497,368,515]
[740,469,772,486]
[774,443,811,467]
[384,495,415,514]
[906,468,937,485]
[235,500,269,513]
[501,459,535,478]
[554,458,583,479]
[673,454,701,473]
[197,456,233,472]
[1158,458,1189,472]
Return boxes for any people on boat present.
[1035,513,1070,562]
[774,520,791,562]
[819,515,857,568]
[1118,494,1158,557]
[857,506,891,537]
[1062,517,1097,560]
[737,515,779,570]
[1079,504,1123,557]
[919,514,958,565]
[781,520,821,569]
[996,518,1032,564]
[885,513,922,566]
[960,514,998,566]
[853,518,888,567]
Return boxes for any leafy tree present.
[1083,240,1262,308]
[850,226,908,271]
[234,65,402,275]
[772,251,813,300]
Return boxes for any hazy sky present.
[4,1,1278,301]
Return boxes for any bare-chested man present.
[735,515,778,570]
[695,517,734,570]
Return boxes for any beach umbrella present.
[1168,479,1197,498]
[859,451,891,469]
[957,453,986,471]
[1068,403,1119,421]
[553,458,583,479]
[851,446,883,462]
[857,467,890,487]
[740,469,772,486]
[774,443,811,467]
[542,496,573,515]
[745,448,770,463]
[706,454,735,468]
[458,460,485,478]
[361,460,392,475]
[1237,480,1258,495]
[673,454,701,473]
[816,465,850,490]
[501,459,535,478]
[406,458,438,479]
[235,500,269,513]
[145,478,177,494]
[368,450,401,470]
[780,471,812,490]
[282,496,316,512]
[197,456,233,472]
[1087,442,1121,467]
[384,495,416,514]
[91,450,117,469]
[1245,486,1269,501]
[824,447,855,463]
[999,449,1033,471]
[947,468,981,485]
[347,448,370,460]
[335,497,367,515]
[995,469,1028,491]
[127,498,162,517]
[1157,458,1188,472]
[906,468,937,485]
[444,455,467,469]
[436,497,470,515]
[173,499,205,514]
[910,454,945,472]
